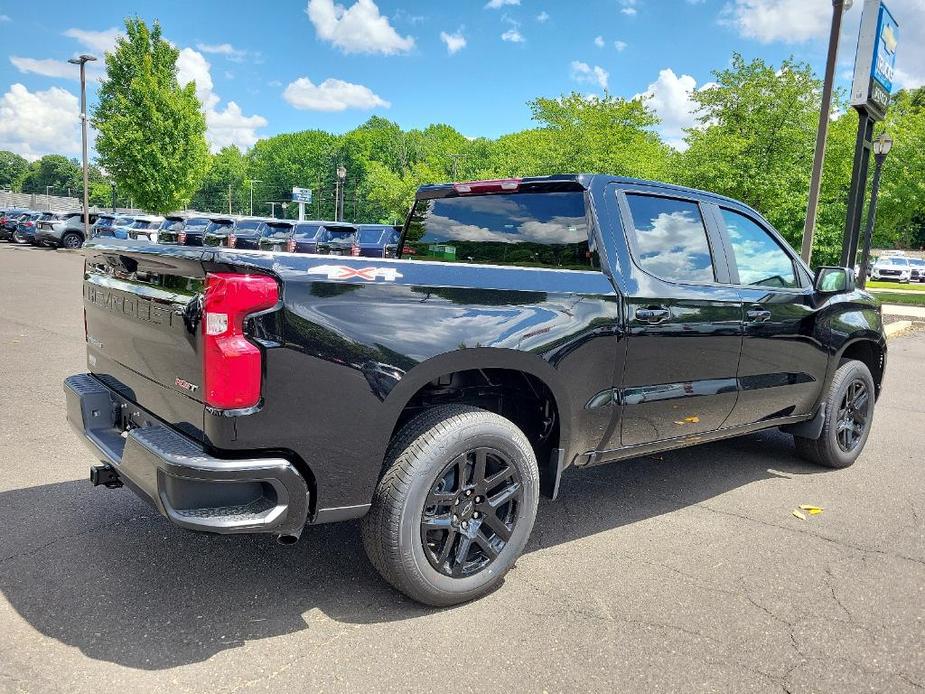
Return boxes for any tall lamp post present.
[335,165,346,222]
[68,54,96,235]
[857,132,892,288]
[248,179,262,216]
[800,0,852,264]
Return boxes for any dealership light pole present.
[248,179,262,216]
[68,54,96,235]
[800,0,852,265]
[857,132,892,288]
[335,164,346,222]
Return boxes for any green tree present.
[190,145,249,213]
[92,17,209,214]
[17,155,83,195]
[0,151,28,190]
[677,55,824,258]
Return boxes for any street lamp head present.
[336,165,347,180]
[873,132,893,156]
[68,54,97,65]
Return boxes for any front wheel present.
[362,404,539,606]
[61,232,83,249]
[793,360,876,468]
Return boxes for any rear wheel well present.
[391,369,561,496]
[840,340,884,397]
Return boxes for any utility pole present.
[267,202,279,218]
[110,182,116,212]
[448,153,464,179]
[228,183,232,214]
[68,54,96,233]
[801,0,852,264]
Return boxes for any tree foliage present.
[92,18,209,214]
[0,151,29,190]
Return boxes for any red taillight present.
[228,233,237,248]
[453,178,521,195]
[286,238,296,253]
[24,221,34,227]
[178,231,187,244]
[351,244,360,256]
[202,273,279,410]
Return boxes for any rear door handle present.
[746,307,772,323]
[635,306,671,324]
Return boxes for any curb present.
[885,320,913,339]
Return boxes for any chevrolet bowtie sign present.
[851,0,900,120]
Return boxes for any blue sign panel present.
[291,187,313,204]
[871,2,898,95]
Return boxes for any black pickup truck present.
[65,174,885,606]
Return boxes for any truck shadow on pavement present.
[0,429,825,670]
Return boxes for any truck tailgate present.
[83,242,207,440]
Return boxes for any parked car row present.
[1,207,403,258]
[868,252,925,283]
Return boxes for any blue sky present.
[0,0,922,160]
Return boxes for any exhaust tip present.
[276,534,299,546]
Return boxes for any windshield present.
[879,257,909,266]
[96,217,115,227]
[132,220,155,230]
[403,190,593,269]
[160,219,185,232]
[266,224,295,238]
[293,224,322,239]
[357,229,385,244]
[325,229,356,242]
[909,259,925,267]
[184,218,210,230]
[235,220,264,233]
[114,217,134,226]
[206,221,234,234]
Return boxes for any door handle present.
[635,306,671,324]
[745,307,772,323]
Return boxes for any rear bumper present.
[64,373,310,539]
[35,229,62,244]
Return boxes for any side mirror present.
[814,266,855,294]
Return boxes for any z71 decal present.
[306,265,403,282]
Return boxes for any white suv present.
[871,255,912,283]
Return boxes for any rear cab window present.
[293,224,322,239]
[401,190,598,270]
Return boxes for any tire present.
[12,230,28,245]
[794,360,876,468]
[61,232,83,249]
[362,404,539,606]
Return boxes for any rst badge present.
[306,265,403,282]
[175,377,199,393]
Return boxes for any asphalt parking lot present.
[0,242,922,693]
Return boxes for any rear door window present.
[293,224,322,239]
[624,194,715,283]
[403,190,597,269]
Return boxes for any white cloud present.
[306,0,414,55]
[0,14,10,22]
[9,57,76,80]
[195,42,250,63]
[0,84,81,160]
[614,40,627,51]
[594,35,605,48]
[485,0,520,8]
[571,60,609,90]
[176,48,267,151]
[634,68,710,150]
[621,8,637,16]
[536,11,550,22]
[501,28,525,43]
[720,0,829,43]
[440,30,467,55]
[619,1,639,17]
[62,27,122,55]
[206,102,267,151]
[283,77,390,111]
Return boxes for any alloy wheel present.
[421,447,523,578]
[836,379,870,452]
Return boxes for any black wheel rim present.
[63,235,80,248]
[836,379,870,452]
[421,447,523,578]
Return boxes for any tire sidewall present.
[397,416,538,603]
[62,233,82,249]
[822,361,876,467]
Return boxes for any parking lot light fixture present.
[858,132,893,289]
[68,54,97,235]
